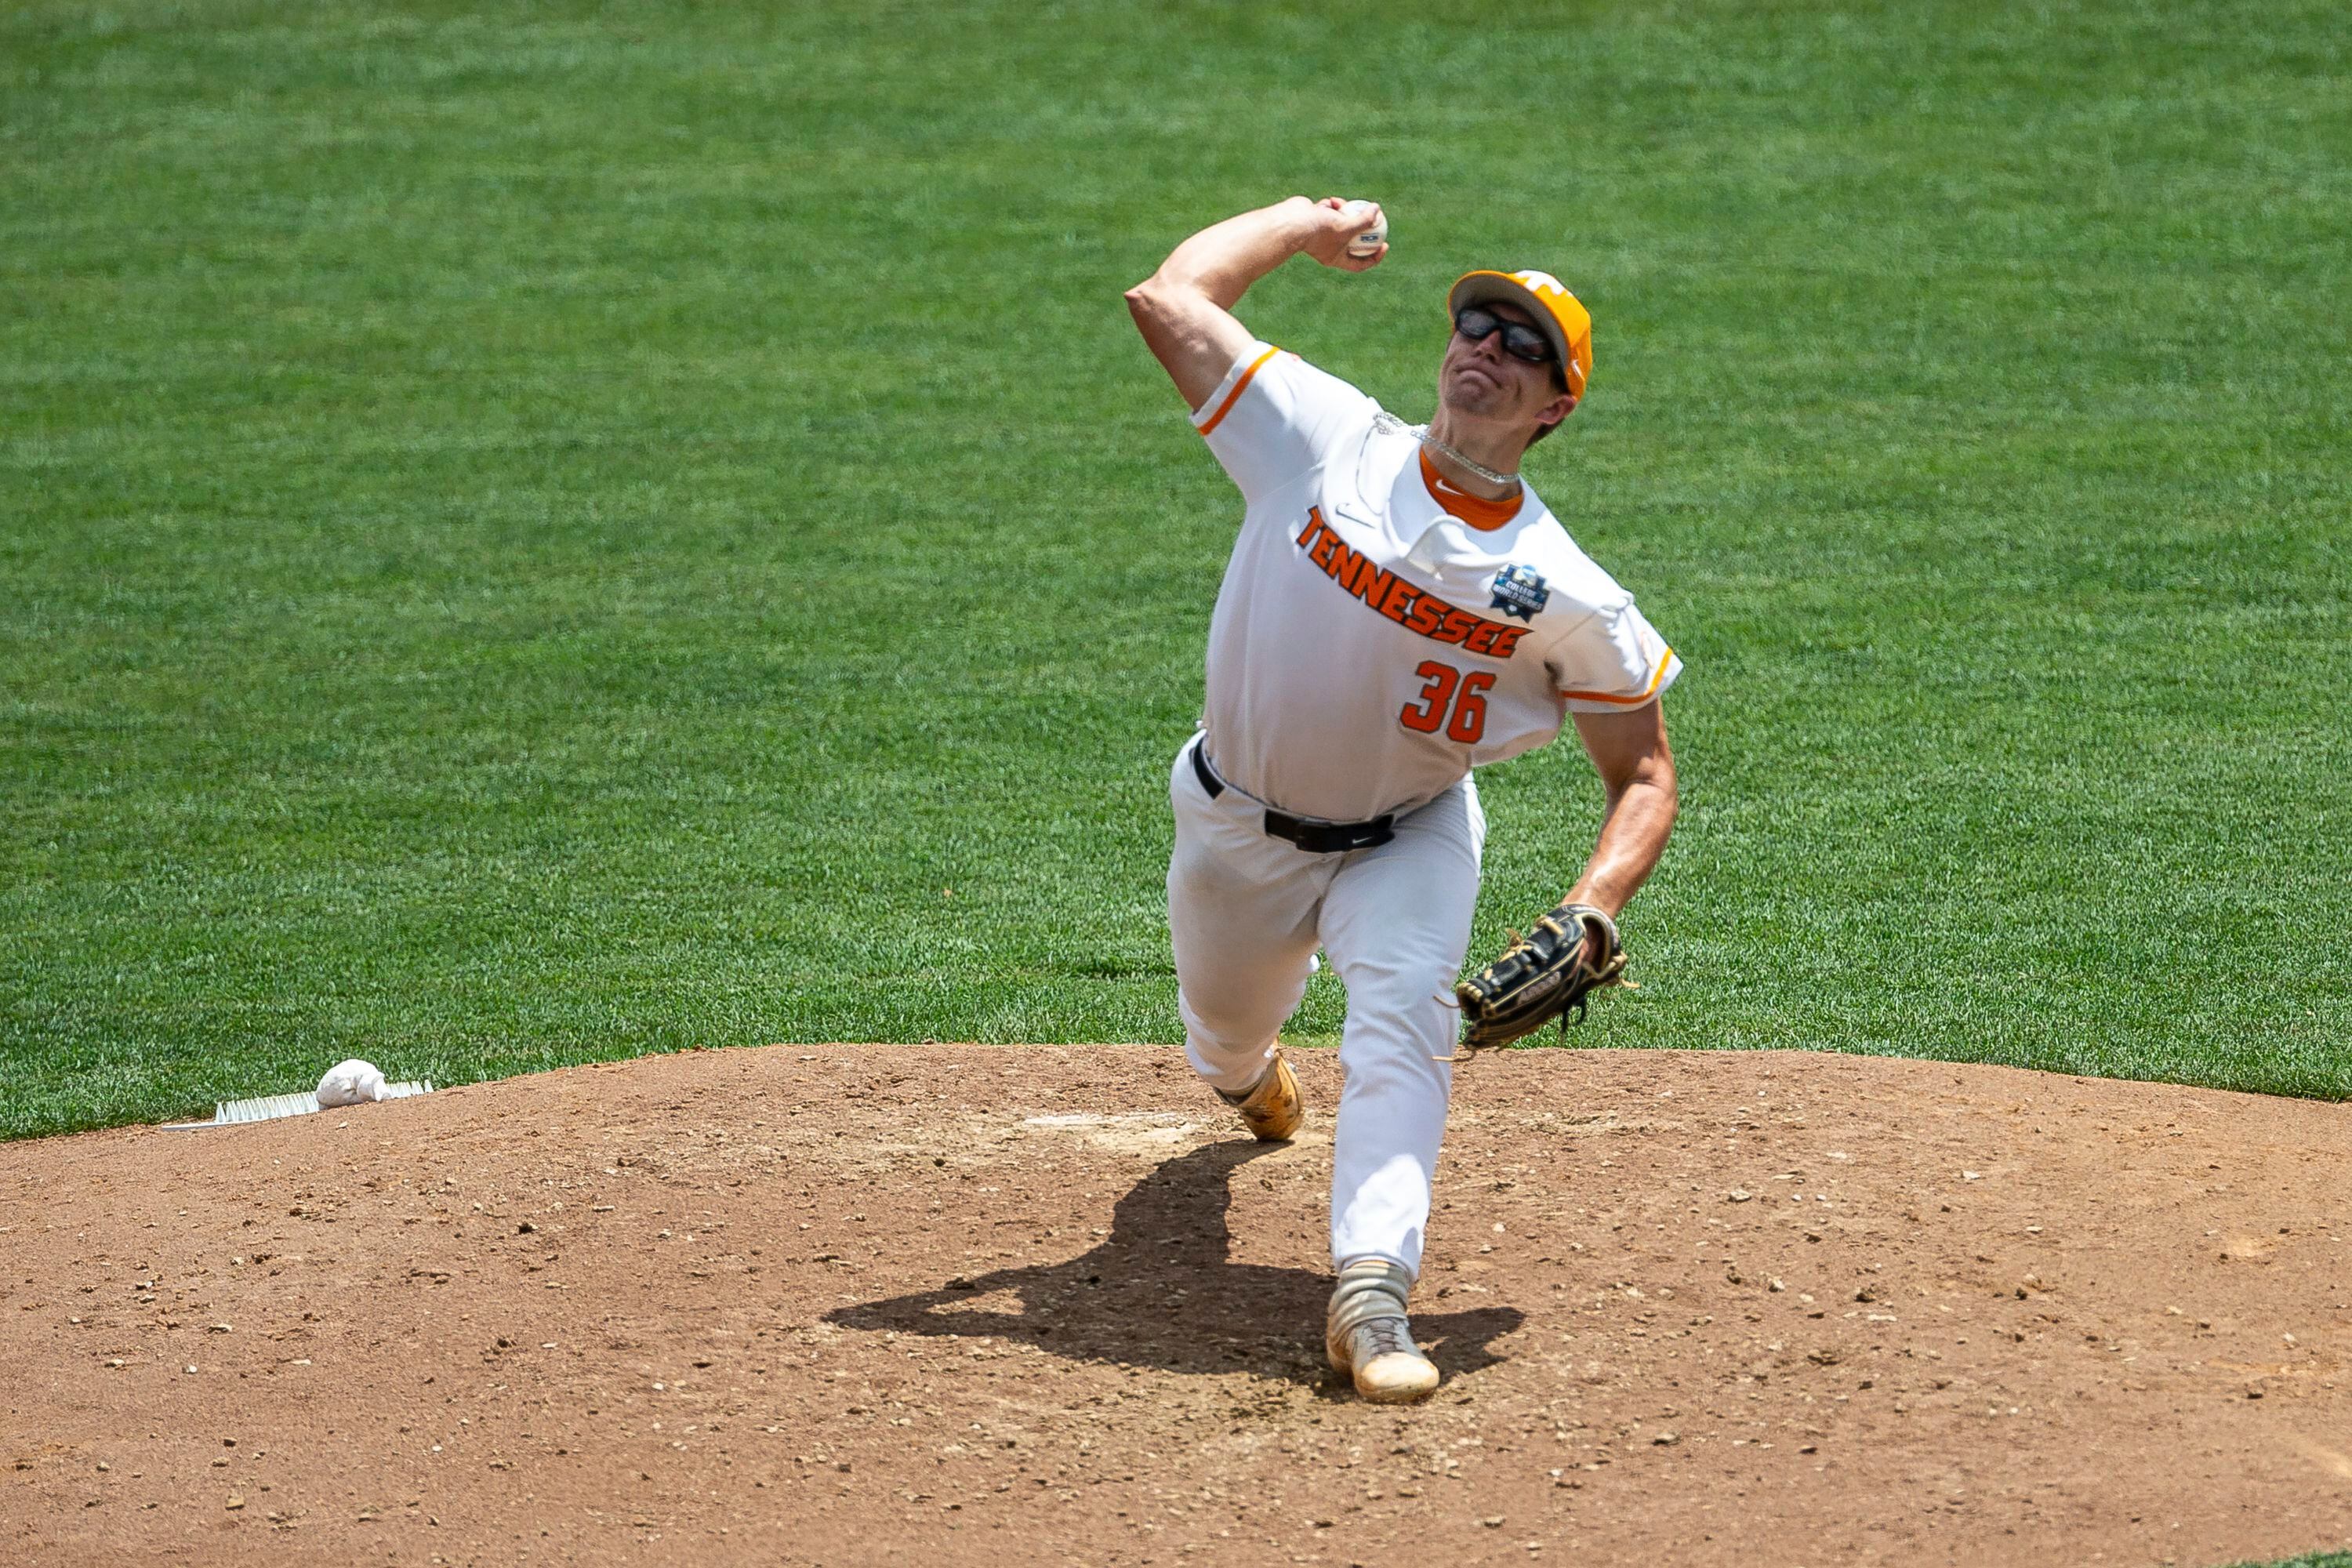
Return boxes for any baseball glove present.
[1452,902,1631,1054]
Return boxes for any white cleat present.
[1326,1258,1439,1403]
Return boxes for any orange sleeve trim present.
[1560,647,1676,705]
[1196,346,1280,437]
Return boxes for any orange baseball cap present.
[1446,270,1592,400]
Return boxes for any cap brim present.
[1447,271,1582,395]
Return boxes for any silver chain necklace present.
[1372,411,1523,491]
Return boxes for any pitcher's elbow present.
[1124,274,1169,321]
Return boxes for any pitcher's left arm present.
[1560,699,1677,917]
[1450,699,1676,1054]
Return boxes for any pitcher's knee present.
[1181,997,1280,1056]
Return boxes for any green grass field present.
[5,0,2347,1152]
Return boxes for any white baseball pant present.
[1167,733,1486,1278]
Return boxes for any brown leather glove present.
[1453,902,1631,1054]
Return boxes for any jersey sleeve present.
[1188,341,1376,504]
[1548,597,1682,713]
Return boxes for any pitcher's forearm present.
[1563,775,1678,917]
[1140,197,1325,309]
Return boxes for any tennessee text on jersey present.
[1295,508,1532,659]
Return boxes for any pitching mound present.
[5,1044,2349,1566]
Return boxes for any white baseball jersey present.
[1188,340,1681,825]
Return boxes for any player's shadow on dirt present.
[825,1140,1523,1391]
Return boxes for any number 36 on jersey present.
[1399,659,1490,743]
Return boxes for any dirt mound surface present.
[4,1044,2350,1566]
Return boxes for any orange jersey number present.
[1399,661,1492,743]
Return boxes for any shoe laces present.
[1353,1316,1421,1361]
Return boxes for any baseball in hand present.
[1341,200,1387,257]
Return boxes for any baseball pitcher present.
[1125,197,1680,1400]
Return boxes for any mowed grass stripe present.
[2,0,2347,1138]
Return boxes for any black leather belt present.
[1191,743,1396,854]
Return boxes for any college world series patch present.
[1488,564,1551,622]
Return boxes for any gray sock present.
[1327,1258,1414,1338]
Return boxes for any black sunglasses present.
[1453,306,1556,365]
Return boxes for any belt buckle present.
[1265,811,1393,855]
